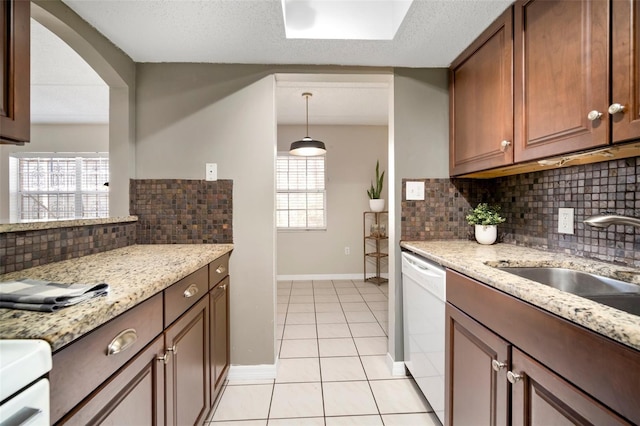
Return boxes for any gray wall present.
[277,124,388,277]
[390,68,449,361]
[136,64,278,366]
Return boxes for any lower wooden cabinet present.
[445,304,509,426]
[52,256,232,425]
[210,276,230,404]
[445,270,639,425]
[59,336,165,426]
[510,348,628,425]
[165,296,210,426]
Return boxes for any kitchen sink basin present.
[499,267,640,315]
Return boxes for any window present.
[12,154,109,221]
[276,154,326,229]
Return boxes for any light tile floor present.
[207,279,441,426]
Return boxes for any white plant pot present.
[475,224,497,245]
[369,199,385,212]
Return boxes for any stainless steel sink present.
[499,267,640,315]
[499,267,640,296]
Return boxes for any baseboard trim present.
[387,352,408,377]
[277,273,389,281]
[227,363,277,381]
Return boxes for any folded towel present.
[0,279,109,312]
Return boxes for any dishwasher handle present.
[403,255,445,278]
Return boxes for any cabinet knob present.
[491,360,507,372]
[167,344,177,356]
[608,103,626,115]
[507,371,523,384]
[500,140,511,152]
[587,110,603,121]
[107,328,138,356]
[215,265,227,274]
[183,284,199,298]
[157,351,171,365]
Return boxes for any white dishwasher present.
[402,251,445,424]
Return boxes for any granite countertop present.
[0,244,233,351]
[401,240,640,351]
[0,216,138,233]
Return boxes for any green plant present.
[366,160,385,199]
[466,203,506,226]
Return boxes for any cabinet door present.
[514,0,609,162]
[60,336,165,426]
[0,0,30,144]
[445,304,510,426]
[210,277,230,404]
[449,7,513,176]
[165,297,210,426]
[611,0,640,143]
[510,348,630,425]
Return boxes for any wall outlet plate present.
[206,163,217,181]
[558,208,574,234]
[406,181,425,200]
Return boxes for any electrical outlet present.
[344,247,350,255]
[206,163,217,181]
[406,181,425,201]
[558,208,574,234]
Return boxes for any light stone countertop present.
[0,244,233,351]
[401,240,640,351]
[0,216,138,233]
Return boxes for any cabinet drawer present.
[50,293,163,424]
[59,335,165,426]
[164,266,209,327]
[209,254,229,289]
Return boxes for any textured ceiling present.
[62,0,513,67]
[34,0,514,125]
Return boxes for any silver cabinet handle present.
[215,265,227,274]
[157,351,171,365]
[183,284,199,298]
[500,140,511,152]
[587,110,603,121]
[507,371,523,384]
[608,103,626,115]
[167,344,177,356]
[107,328,137,356]
[491,360,507,372]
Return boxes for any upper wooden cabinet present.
[514,0,609,162]
[611,0,640,143]
[0,0,30,144]
[449,8,513,176]
[450,0,640,176]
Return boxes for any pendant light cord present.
[304,93,311,138]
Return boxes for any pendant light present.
[289,92,326,156]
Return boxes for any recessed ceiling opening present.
[282,0,413,40]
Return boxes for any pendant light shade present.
[289,92,326,156]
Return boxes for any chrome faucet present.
[584,213,640,229]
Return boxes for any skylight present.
[282,0,414,40]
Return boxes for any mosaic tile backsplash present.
[130,179,233,244]
[0,222,136,274]
[402,157,640,268]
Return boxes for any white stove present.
[0,340,52,425]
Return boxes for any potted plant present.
[466,203,505,245]
[367,160,385,212]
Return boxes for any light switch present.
[406,181,425,200]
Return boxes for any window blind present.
[276,155,326,229]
